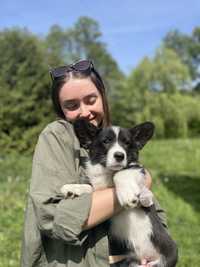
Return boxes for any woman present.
[21,60,167,267]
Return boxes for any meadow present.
[0,138,199,267]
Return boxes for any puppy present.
[61,119,178,267]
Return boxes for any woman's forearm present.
[82,187,121,230]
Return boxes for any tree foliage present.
[0,28,54,153]
[111,46,200,139]
[163,28,200,88]
[129,47,191,94]
[112,46,191,124]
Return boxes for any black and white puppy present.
[61,119,178,267]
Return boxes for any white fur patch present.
[111,209,159,261]
[86,161,114,190]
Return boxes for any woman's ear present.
[73,118,100,149]
[130,122,155,150]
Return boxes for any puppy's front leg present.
[60,184,93,199]
[113,169,144,209]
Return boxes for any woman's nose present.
[79,105,90,118]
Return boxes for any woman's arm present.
[82,187,121,230]
[28,121,95,246]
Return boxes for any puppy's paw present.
[116,189,140,209]
[60,184,93,199]
[139,187,154,207]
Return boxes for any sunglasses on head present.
[50,59,94,81]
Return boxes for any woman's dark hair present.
[51,62,110,127]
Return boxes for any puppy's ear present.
[73,118,100,149]
[130,122,155,150]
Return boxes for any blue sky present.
[1,0,200,73]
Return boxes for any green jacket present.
[21,119,167,267]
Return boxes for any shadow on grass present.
[159,174,200,213]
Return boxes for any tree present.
[0,28,54,153]
[163,28,200,86]
[153,47,191,93]
[111,47,191,128]
[126,47,191,94]
[45,24,67,66]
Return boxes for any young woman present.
[21,60,167,267]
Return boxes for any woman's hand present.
[139,259,149,266]
[144,169,152,189]
[139,259,159,267]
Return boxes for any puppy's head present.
[73,119,154,171]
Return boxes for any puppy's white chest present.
[86,162,113,190]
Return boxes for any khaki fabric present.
[21,119,167,267]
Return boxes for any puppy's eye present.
[123,139,131,146]
[102,137,112,144]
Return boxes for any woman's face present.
[59,78,104,126]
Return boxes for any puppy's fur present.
[61,119,178,267]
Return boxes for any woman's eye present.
[87,96,97,105]
[63,102,79,111]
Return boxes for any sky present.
[1,0,200,74]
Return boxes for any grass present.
[0,139,200,266]
[141,138,200,266]
[0,153,31,267]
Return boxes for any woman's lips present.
[89,117,96,121]
[89,115,97,122]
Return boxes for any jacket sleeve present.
[153,196,168,228]
[29,122,92,246]
[144,168,168,228]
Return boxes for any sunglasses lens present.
[52,66,68,78]
[74,60,91,71]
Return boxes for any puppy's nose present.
[114,152,125,162]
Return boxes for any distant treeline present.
[0,16,200,153]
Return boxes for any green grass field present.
[0,139,200,267]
